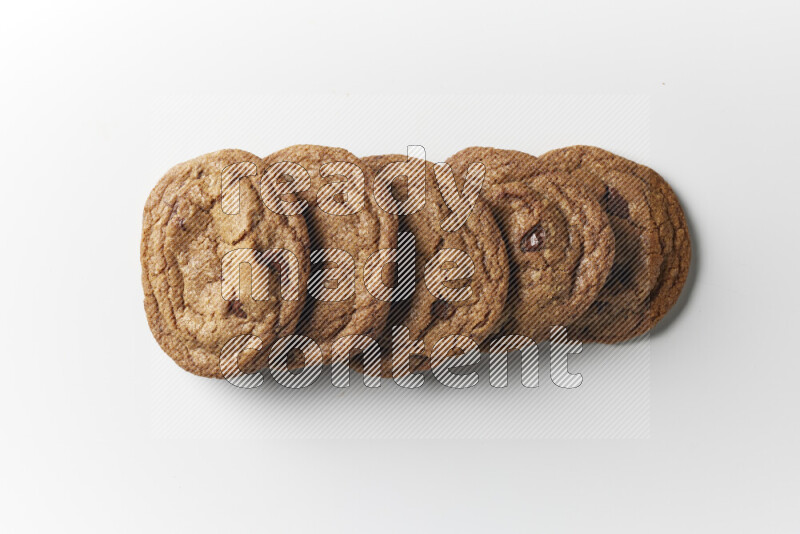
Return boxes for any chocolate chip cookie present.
[447,147,615,341]
[141,149,311,377]
[538,146,691,342]
[350,153,509,378]
[262,145,398,359]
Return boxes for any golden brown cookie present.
[141,149,311,377]
[538,146,691,342]
[262,145,398,359]
[447,147,615,341]
[349,153,509,378]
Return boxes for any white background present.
[2,0,799,532]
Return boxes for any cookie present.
[141,149,311,378]
[447,147,615,341]
[349,153,509,378]
[537,146,691,342]
[261,145,398,359]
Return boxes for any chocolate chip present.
[259,256,290,278]
[178,217,186,231]
[390,179,409,202]
[520,224,545,252]
[227,300,247,319]
[431,299,454,320]
[604,186,630,219]
[609,263,633,288]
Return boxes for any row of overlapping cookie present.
[141,145,690,378]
